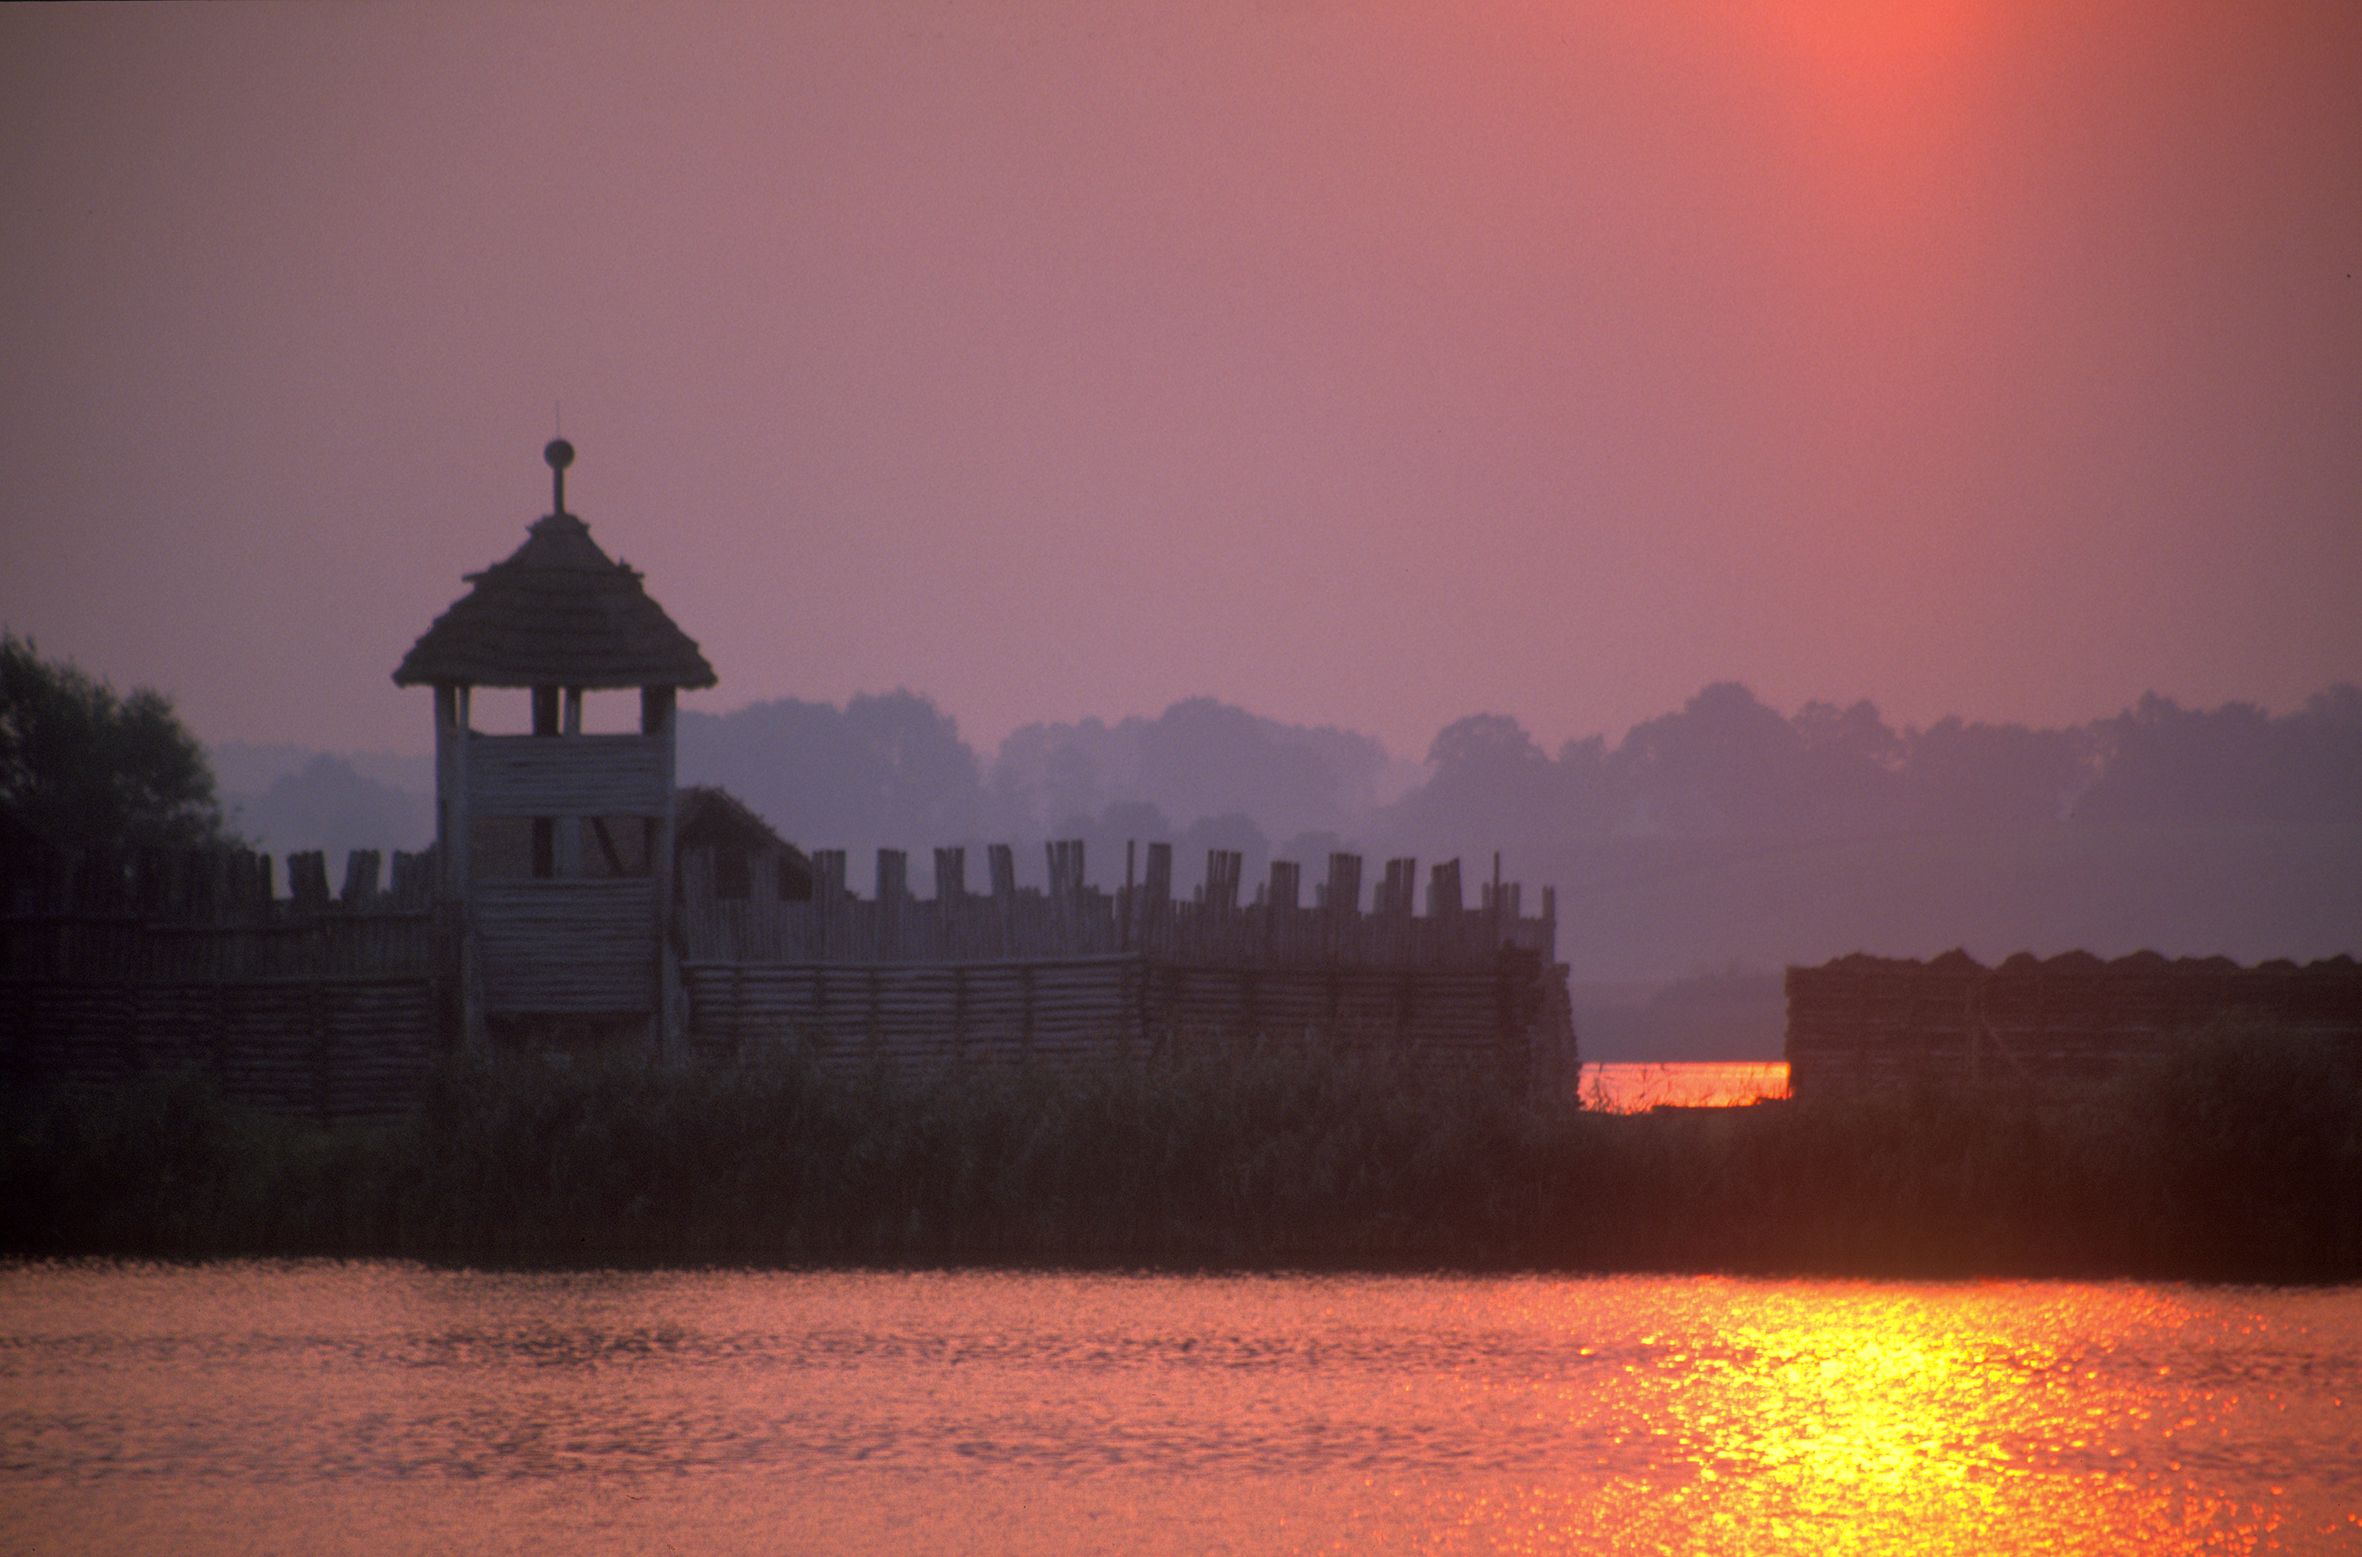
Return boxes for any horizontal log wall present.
[464,732,669,818]
[4,835,1578,1110]
[678,839,1576,1092]
[473,879,655,1014]
[6,977,437,1121]
[685,956,1148,1071]
[2,846,440,1121]
[1785,953,2362,1096]
[684,951,1576,1089]
[4,911,434,984]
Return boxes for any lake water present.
[1580,1061,1789,1112]
[2,1264,2354,1553]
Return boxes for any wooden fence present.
[678,841,1559,968]
[1785,950,2362,1096]
[2,846,439,1121]
[2,835,1577,1113]
[678,840,1576,1089]
[681,950,1571,1087]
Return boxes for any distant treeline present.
[214,681,2362,988]
[5,1028,2356,1281]
[679,682,2362,884]
[221,683,2362,870]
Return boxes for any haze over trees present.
[668,681,2361,997]
[207,676,2362,878]
[216,755,433,868]
[1386,682,2362,851]
[992,697,1396,846]
[1390,684,2361,1014]
[677,692,988,861]
[200,675,2362,1052]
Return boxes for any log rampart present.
[676,841,1575,1090]
[2,846,438,1121]
[1785,949,2362,1097]
[3,837,1577,1114]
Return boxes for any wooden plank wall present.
[8,978,437,1121]
[464,732,669,817]
[684,956,1148,1071]
[1,845,439,1120]
[682,949,1574,1089]
[1785,951,2362,1096]
[676,839,1577,1092]
[678,842,1560,969]
[2,833,1579,1109]
[472,879,655,1014]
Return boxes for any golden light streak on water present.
[2,1264,2355,1553]
[1447,1279,2357,1553]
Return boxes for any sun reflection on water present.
[1458,1280,2355,1554]
[1,1265,2355,1553]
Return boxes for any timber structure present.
[2,836,1576,1111]
[675,840,1571,1082]
[393,438,712,1050]
[1,442,1576,1113]
[1785,949,2362,1096]
[0,846,437,1120]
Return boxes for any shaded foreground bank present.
[5,1034,2357,1281]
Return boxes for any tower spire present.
[544,437,575,515]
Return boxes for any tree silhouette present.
[992,697,1387,839]
[0,633,227,858]
[1612,682,1804,834]
[677,689,983,849]
[1901,717,2086,826]
[1391,712,1562,844]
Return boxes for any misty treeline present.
[667,682,2362,885]
[1395,682,2362,861]
[221,682,2362,879]
[215,680,2362,996]
[665,682,2362,997]
[679,692,1392,890]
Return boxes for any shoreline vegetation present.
[4,1032,2356,1283]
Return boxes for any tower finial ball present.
[544,438,576,471]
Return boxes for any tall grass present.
[4,1027,2356,1279]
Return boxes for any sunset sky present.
[3,2,2357,761]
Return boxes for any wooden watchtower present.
[394,440,715,1050]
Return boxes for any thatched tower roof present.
[393,443,716,690]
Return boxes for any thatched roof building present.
[393,502,714,691]
[676,785,813,900]
[392,440,713,1048]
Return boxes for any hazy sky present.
[4,2,2357,761]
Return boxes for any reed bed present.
[4,1026,2356,1280]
